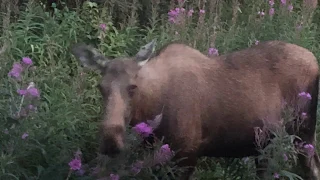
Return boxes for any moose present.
[71,40,320,180]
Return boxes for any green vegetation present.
[0,0,319,179]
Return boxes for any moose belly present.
[200,115,275,158]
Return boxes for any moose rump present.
[71,40,320,180]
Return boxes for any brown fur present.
[71,40,320,180]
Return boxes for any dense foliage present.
[1,0,320,179]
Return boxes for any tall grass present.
[0,0,319,179]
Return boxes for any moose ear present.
[70,43,109,71]
[135,39,157,66]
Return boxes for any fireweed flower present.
[281,0,286,5]
[199,9,205,14]
[288,4,293,11]
[304,144,315,157]
[208,47,219,56]
[17,89,27,95]
[18,87,40,98]
[22,57,32,65]
[27,87,40,97]
[298,92,312,100]
[22,132,29,139]
[187,9,194,17]
[269,0,275,6]
[69,158,82,170]
[258,11,265,16]
[8,62,23,80]
[99,23,106,31]
[131,160,144,175]
[154,144,174,164]
[274,172,280,179]
[28,87,40,97]
[168,8,180,23]
[109,173,120,180]
[269,8,275,16]
[133,122,153,137]
[301,112,307,119]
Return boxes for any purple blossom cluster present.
[133,122,153,137]
[8,57,33,81]
[13,72,39,114]
[208,47,219,57]
[167,7,204,24]
[68,149,83,171]
[153,144,174,165]
[298,91,312,100]
[258,0,294,17]
[6,57,41,138]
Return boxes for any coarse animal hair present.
[71,40,320,180]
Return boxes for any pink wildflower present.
[269,8,275,16]
[22,57,32,65]
[274,172,280,179]
[304,144,315,157]
[17,89,27,95]
[255,40,260,45]
[28,87,40,98]
[199,9,205,14]
[298,92,312,100]
[301,112,307,119]
[69,158,82,170]
[8,62,23,80]
[208,47,219,56]
[154,144,174,164]
[187,9,194,17]
[269,0,275,6]
[17,87,40,98]
[258,11,265,16]
[168,8,180,23]
[288,4,293,11]
[22,132,29,139]
[281,0,286,5]
[99,24,106,31]
[109,173,120,180]
[133,122,153,137]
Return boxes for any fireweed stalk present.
[8,57,40,118]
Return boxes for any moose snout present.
[99,125,125,156]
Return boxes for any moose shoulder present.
[71,40,320,180]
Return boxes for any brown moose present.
[71,40,320,180]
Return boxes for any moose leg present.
[296,75,320,180]
[255,158,268,179]
[296,136,320,180]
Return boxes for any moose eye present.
[127,84,137,97]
